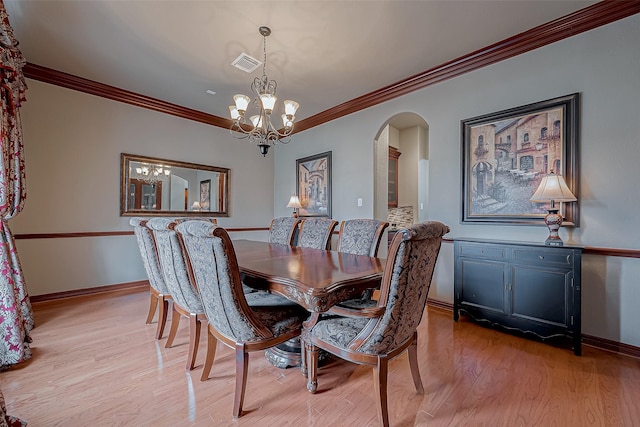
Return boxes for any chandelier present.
[134,163,171,185]
[229,26,299,157]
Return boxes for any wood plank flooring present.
[2,288,639,426]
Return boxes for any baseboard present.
[582,334,640,359]
[29,285,639,359]
[427,297,454,312]
[30,280,149,303]
[427,298,640,359]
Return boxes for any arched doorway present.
[373,113,429,257]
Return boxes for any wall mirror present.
[120,153,229,217]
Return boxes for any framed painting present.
[461,93,579,225]
[199,179,211,211]
[296,151,332,217]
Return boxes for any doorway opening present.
[373,113,429,257]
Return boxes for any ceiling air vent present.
[231,53,262,73]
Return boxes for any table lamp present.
[529,171,577,246]
[286,195,302,217]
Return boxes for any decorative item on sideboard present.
[529,171,577,246]
[286,195,302,218]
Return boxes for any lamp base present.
[543,208,564,246]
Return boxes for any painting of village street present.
[297,151,331,217]
[466,106,564,218]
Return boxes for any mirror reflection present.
[120,153,229,217]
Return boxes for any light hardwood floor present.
[2,288,639,426]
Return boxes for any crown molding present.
[23,63,233,128]
[294,1,640,132]
[24,1,640,133]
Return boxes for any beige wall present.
[274,15,640,347]
[13,80,274,296]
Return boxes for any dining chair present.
[333,219,390,307]
[304,221,450,427]
[130,217,172,339]
[146,217,217,370]
[268,217,301,245]
[297,217,338,250]
[175,220,308,418]
[336,219,390,257]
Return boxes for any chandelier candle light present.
[229,26,299,157]
[529,171,577,246]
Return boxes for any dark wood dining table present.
[231,239,385,369]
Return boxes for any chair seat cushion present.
[245,291,308,337]
[309,316,370,349]
[336,298,377,310]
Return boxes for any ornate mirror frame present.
[120,153,230,217]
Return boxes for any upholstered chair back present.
[355,221,449,354]
[176,221,276,342]
[146,218,215,313]
[130,217,169,295]
[337,219,390,257]
[268,217,301,245]
[297,218,338,250]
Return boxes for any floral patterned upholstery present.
[147,218,205,314]
[146,217,218,370]
[176,220,307,342]
[304,221,449,426]
[311,221,449,353]
[268,217,301,245]
[130,218,170,296]
[337,219,389,257]
[1,389,27,427]
[297,218,338,250]
[130,217,173,339]
[175,220,308,417]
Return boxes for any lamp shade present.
[530,172,576,203]
[286,195,302,208]
[233,94,250,112]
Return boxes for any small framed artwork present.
[461,93,579,225]
[296,151,332,217]
[199,179,211,211]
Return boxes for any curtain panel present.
[0,0,32,369]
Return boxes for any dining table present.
[231,239,385,370]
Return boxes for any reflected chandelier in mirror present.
[120,153,230,217]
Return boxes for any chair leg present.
[373,356,390,427]
[165,304,181,348]
[307,344,319,393]
[200,328,217,381]
[146,292,158,324]
[155,297,169,339]
[233,344,249,418]
[408,332,424,394]
[186,313,202,371]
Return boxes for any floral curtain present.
[0,0,32,369]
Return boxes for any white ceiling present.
[5,1,596,125]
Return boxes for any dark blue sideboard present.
[453,238,583,355]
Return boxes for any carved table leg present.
[300,312,320,377]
